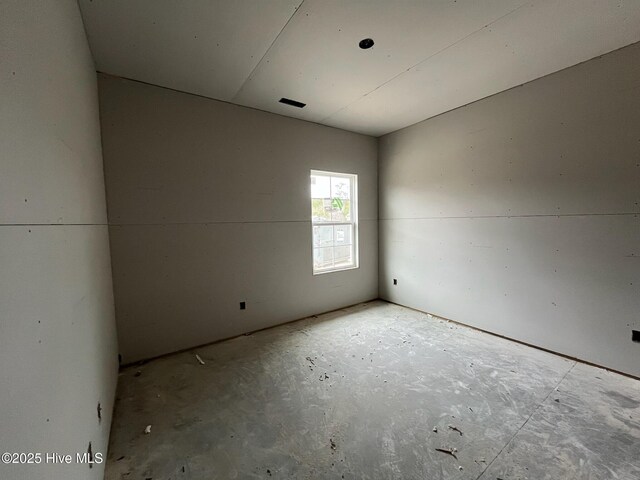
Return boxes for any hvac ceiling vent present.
[279,97,306,108]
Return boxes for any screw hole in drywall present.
[240,302,246,310]
[393,279,398,285]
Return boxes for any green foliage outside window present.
[312,198,351,221]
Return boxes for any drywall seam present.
[365,40,640,138]
[97,72,376,139]
[1,2,119,479]
[377,41,640,377]
[231,0,306,100]
[99,74,378,363]
[379,212,637,221]
[322,1,530,123]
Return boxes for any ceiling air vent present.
[279,97,306,108]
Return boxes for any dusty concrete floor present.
[105,301,640,479]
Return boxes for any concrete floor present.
[105,301,640,479]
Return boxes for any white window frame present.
[310,169,359,275]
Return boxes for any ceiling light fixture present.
[359,38,374,49]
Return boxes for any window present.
[310,170,358,274]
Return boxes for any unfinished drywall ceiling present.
[232,0,524,124]
[378,42,640,377]
[78,0,640,136]
[76,0,303,101]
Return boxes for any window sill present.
[312,265,359,276]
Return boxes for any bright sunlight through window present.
[310,170,358,274]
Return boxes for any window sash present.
[313,245,356,272]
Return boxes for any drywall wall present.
[379,42,640,377]
[98,75,378,363]
[0,1,118,479]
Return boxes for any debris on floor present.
[104,303,640,480]
[448,425,463,436]
[144,425,151,434]
[195,354,205,365]
[435,447,458,459]
[134,370,142,377]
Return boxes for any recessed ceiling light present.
[279,97,306,108]
[359,38,374,49]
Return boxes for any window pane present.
[331,176,350,200]
[334,224,352,245]
[312,225,333,248]
[330,176,351,222]
[313,247,333,270]
[311,174,330,198]
[311,197,332,223]
[331,199,351,222]
[333,245,353,268]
